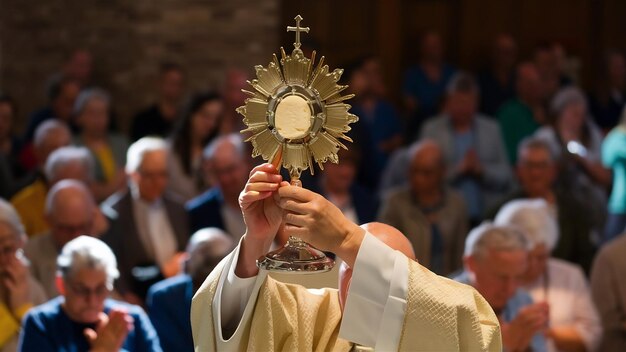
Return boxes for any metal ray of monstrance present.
[237,15,358,273]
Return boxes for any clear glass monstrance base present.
[238,15,357,274]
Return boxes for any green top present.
[603,127,626,213]
[496,99,541,164]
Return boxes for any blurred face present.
[78,98,109,136]
[524,244,549,283]
[191,101,223,141]
[534,49,558,78]
[0,223,22,270]
[361,58,386,96]
[467,249,527,310]
[65,51,93,84]
[206,145,248,199]
[62,267,110,323]
[421,32,443,62]
[516,64,543,104]
[493,35,517,69]
[48,194,94,251]
[516,147,556,197]
[409,147,444,196]
[133,150,168,202]
[223,71,248,108]
[37,129,71,167]
[349,69,369,96]
[446,92,478,125]
[0,102,14,139]
[50,162,91,186]
[159,70,185,102]
[608,54,626,89]
[558,102,586,134]
[324,160,357,194]
[52,82,80,121]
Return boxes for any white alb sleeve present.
[339,232,409,350]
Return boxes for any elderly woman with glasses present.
[0,199,46,352]
[495,198,602,352]
[18,236,162,352]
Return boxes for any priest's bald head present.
[338,222,415,311]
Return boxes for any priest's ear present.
[463,255,477,273]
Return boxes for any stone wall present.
[0,0,279,133]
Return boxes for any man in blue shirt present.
[455,223,549,352]
[146,227,234,352]
[19,236,162,352]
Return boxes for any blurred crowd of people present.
[1,29,626,351]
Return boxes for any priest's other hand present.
[236,163,284,277]
[278,184,365,267]
[501,302,549,351]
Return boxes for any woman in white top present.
[534,87,610,238]
[495,198,602,352]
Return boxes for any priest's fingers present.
[283,212,309,227]
[278,185,317,202]
[249,169,282,184]
[239,190,273,207]
[249,163,280,178]
[246,182,280,193]
[278,199,309,214]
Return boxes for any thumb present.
[84,328,97,344]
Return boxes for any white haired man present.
[19,236,162,351]
[494,198,602,352]
[455,223,549,352]
[24,179,102,298]
[101,137,189,304]
[0,199,46,352]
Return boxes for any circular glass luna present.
[274,94,312,140]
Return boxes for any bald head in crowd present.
[338,222,415,310]
[408,140,445,196]
[185,227,235,290]
[45,179,97,251]
[34,120,72,169]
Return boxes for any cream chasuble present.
[191,233,502,351]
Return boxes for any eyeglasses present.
[66,282,111,299]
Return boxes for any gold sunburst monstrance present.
[237,15,358,180]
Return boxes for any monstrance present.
[238,15,358,273]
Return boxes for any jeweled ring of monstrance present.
[238,15,358,273]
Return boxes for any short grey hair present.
[550,86,588,117]
[203,133,245,161]
[464,222,529,259]
[44,146,95,183]
[33,119,70,150]
[494,198,559,252]
[446,71,480,96]
[125,137,168,174]
[0,198,25,239]
[45,179,95,216]
[57,235,119,289]
[186,227,234,277]
[517,136,555,164]
[73,88,110,116]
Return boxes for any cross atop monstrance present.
[287,15,309,49]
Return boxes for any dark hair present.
[0,94,17,117]
[171,92,222,175]
[159,62,184,76]
[46,76,79,102]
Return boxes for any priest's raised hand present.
[191,163,503,351]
